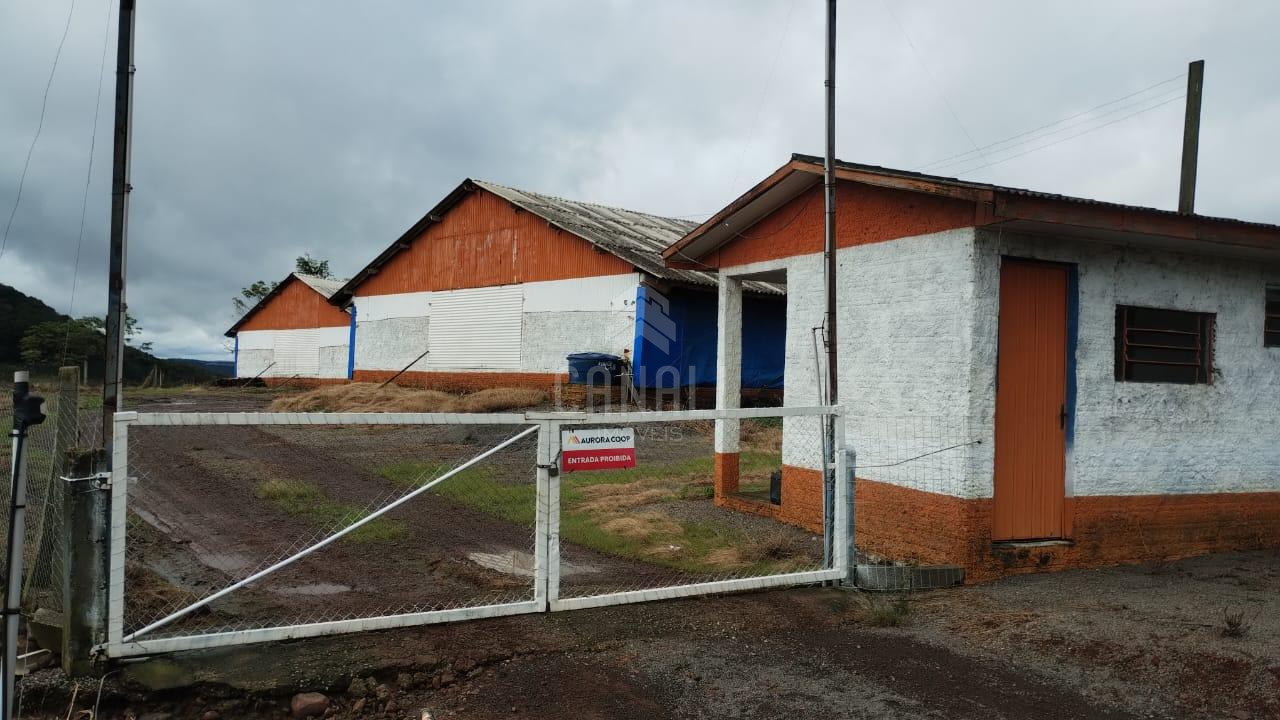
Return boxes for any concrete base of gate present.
[851,564,964,591]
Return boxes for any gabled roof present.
[332,179,780,304]
[665,154,1280,263]
[225,272,348,337]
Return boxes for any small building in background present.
[667,154,1280,581]
[329,179,784,395]
[226,272,352,384]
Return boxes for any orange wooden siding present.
[708,182,978,268]
[238,277,350,331]
[356,189,635,296]
[992,259,1069,541]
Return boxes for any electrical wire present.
[61,0,116,366]
[914,72,1186,173]
[0,0,80,263]
[926,87,1186,176]
[858,439,982,469]
[880,0,989,168]
[728,0,799,193]
[947,93,1185,176]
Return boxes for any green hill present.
[0,283,219,384]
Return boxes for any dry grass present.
[268,383,545,413]
[741,528,812,563]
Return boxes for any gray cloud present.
[2,0,1277,359]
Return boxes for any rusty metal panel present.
[993,259,1069,541]
[238,276,351,332]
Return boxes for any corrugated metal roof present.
[293,273,347,299]
[790,154,1280,231]
[471,180,751,290]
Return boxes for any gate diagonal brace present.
[117,424,539,644]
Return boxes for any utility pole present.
[1177,59,1204,214]
[103,0,136,451]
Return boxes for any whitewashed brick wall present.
[973,229,1280,497]
[351,274,640,375]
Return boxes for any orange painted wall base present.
[853,478,1280,582]
[715,469,1280,582]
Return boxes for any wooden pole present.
[1178,60,1204,214]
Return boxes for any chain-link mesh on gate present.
[549,409,844,610]
[115,414,541,652]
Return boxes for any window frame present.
[1266,285,1280,348]
[1114,304,1215,385]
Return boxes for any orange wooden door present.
[993,259,1069,541]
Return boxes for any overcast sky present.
[2,1,1277,360]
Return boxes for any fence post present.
[546,422,562,608]
[533,421,552,612]
[61,430,111,675]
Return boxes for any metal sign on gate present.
[559,427,636,471]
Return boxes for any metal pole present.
[1177,59,1204,215]
[823,0,838,406]
[102,0,137,450]
[3,372,46,720]
[820,0,839,586]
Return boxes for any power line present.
[62,0,115,365]
[880,0,989,167]
[914,72,1186,173]
[0,0,80,263]
[925,86,1186,176]
[949,93,1186,176]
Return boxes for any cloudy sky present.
[2,1,1277,360]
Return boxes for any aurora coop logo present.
[560,427,636,472]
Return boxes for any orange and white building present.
[226,273,352,383]
[328,179,777,394]
[667,154,1280,580]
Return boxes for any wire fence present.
[0,370,91,616]
[552,414,835,606]
[119,418,541,646]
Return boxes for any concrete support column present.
[714,274,743,499]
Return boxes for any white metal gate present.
[101,406,846,659]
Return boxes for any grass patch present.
[860,594,912,627]
[375,450,810,575]
[268,383,546,413]
[254,479,406,543]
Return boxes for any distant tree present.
[294,253,332,279]
[19,313,150,366]
[232,254,332,317]
[233,280,276,317]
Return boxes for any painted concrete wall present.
[973,229,1280,498]
[722,224,1280,501]
[720,228,978,483]
[234,326,350,379]
[351,274,640,375]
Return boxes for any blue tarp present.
[631,286,784,389]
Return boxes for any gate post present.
[61,463,109,675]
[533,420,553,611]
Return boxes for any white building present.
[227,273,351,384]
[329,179,783,394]
[666,155,1280,580]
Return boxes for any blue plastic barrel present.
[566,352,623,385]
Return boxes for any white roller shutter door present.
[427,286,523,370]
[274,329,320,376]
